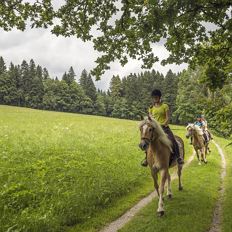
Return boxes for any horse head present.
[186,123,203,138]
[186,123,194,138]
[138,116,172,151]
[138,116,155,151]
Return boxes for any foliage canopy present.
[0,0,231,79]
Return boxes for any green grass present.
[213,136,232,232]
[119,142,221,232]
[0,105,192,232]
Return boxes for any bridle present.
[140,123,155,144]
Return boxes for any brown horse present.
[139,116,185,216]
[186,124,208,164]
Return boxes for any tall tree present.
[62,66,76,85]
[29,59,36,77]
[162,70,179,117]
[79,69,97,102]
[29,76,44,108]
[20,60,30,106]
[109,75,122,99]
[36,65,43,80]
[8,63,22,106]
[43,68,49,80]
[0,56,6,75]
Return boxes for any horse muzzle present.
[139,140,149,151]
[186,132,191,139]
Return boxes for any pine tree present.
[20,60,30,106]
[8,63,22,105]
[79,69,97,102]
[162,70,179,120]
[0,56,6,75]
[0,73,10,104]
[62,66,76,85]
[68,66,75,82]
[29,59,36,77]
[62,72,68,83]
[43,68,49,80]
[36,65,43,80]
[109,75,122,99]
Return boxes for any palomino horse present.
[186,124,209,164]
[139,116,185,216]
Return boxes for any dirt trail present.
[99,153,195,232]
[208,141,226,232]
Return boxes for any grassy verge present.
[213,136,232,232]
[119,142,221,232]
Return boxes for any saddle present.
[203,131,210,143]
[161,125,181,166]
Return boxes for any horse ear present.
[148,115,152,121]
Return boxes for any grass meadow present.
[1,105,227,232]
[0,105,149,231]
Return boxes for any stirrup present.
[177,158,184,165]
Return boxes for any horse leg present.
[157,169,167,216]
[200,147,207,163]
[195,149,201,165]
[151,167,159,196]
[177,164,183,191]
[200,147,204,162]
[166,171,172,198]
[203,146,207,163]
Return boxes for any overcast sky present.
[0,27,187,91]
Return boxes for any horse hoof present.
[198,162,201,165]
[157,211,165,217]
[179,186,183,191]
[204,160,208,164]
[168,194,172,199]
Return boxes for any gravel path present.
[208,141,226,232]
[99,153,195,232]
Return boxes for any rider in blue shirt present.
[189,115,204,144]
[192,114,209,143]
[194,115,204,127]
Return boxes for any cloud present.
[0,27,187,91]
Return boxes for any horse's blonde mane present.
[140,117,172,151]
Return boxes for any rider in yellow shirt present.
[141,89,184,166]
